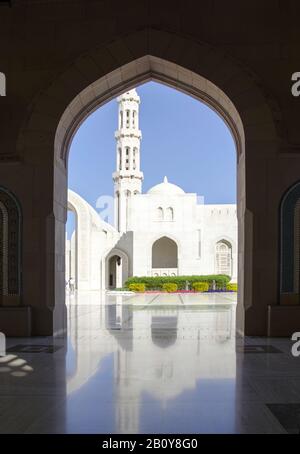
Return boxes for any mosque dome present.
[147,176,185,195]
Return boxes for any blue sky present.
[67,81,236,237]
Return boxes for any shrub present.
[125,275,230,291]
[226,283,238,292]
[192,281,209,292]
[128,283,146,292]
[162,283,178,292]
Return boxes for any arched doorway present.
[0,187,21,306]
[51,54,247,335]
[17,34,279,335]
[108,255,122,289]
[280,181,300,304]
[105,249,129,290]
[152,236,178,276]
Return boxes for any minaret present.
[113,89,143,232]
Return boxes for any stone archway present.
[0,187,22,306]
[279,181,300,303]
[105,249,129,290]
[108,255,122,289]
[15,30,280,336]
[152,237,178,275]
[67,189,103,291]
[51,54,248,334]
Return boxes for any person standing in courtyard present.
[69,277,75,293]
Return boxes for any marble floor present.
[0,291,299,434]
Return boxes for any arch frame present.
[150,234,179,272]
[215,239,233,278]
[67,189,103,290]
[0,185,22,304]
[149,233,181,256]
[54,55,246,167]
[279,179,300,296]
[105,248,129,290]
[214,235,237,254]
[14,29,281,336]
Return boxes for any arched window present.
[132,110,136,128]
[120,111,123,128]
[157,207,164,220]
[133,147,137,170]
[280,181,300,300]
[215,240,232,276]
[125,147,130,169]
[0,188,21,304]
[166,207,174,221]
[126,110,130,128]
[118,147,122,170]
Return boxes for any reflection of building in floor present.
[67,292,236,434]
[66,89,237,291]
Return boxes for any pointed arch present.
[157,207,164,221]
[280,180,300,299]
[215,239,233,277]
[105,248,129,289]
[165,207,174,221]
[16,28,280,335]
[152,236,178,269]
[0,187,22,305]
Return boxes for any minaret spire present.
[113,89,143,232]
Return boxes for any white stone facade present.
[66,89,237,290]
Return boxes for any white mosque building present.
[66,89,237,290]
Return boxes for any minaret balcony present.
[115,129,142,140]
[113,170,144,180]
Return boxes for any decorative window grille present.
[0,188,21,299]
[216,241,232,276]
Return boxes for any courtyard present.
[0,291,298,434]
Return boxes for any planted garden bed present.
[125,275,237,293]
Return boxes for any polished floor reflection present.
[0,291,298,433]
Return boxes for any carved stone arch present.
[152,236,178,269]
[280,180,300,299]
[15,28,281,335]
[17,32,279,164]
[105,248,129,289]
[0,187,22,305]
[68,189,102,290]
[214,235,237,254]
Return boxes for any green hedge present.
[125,275,230,291]
[192,282,209,292]
[162,283,178,292]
